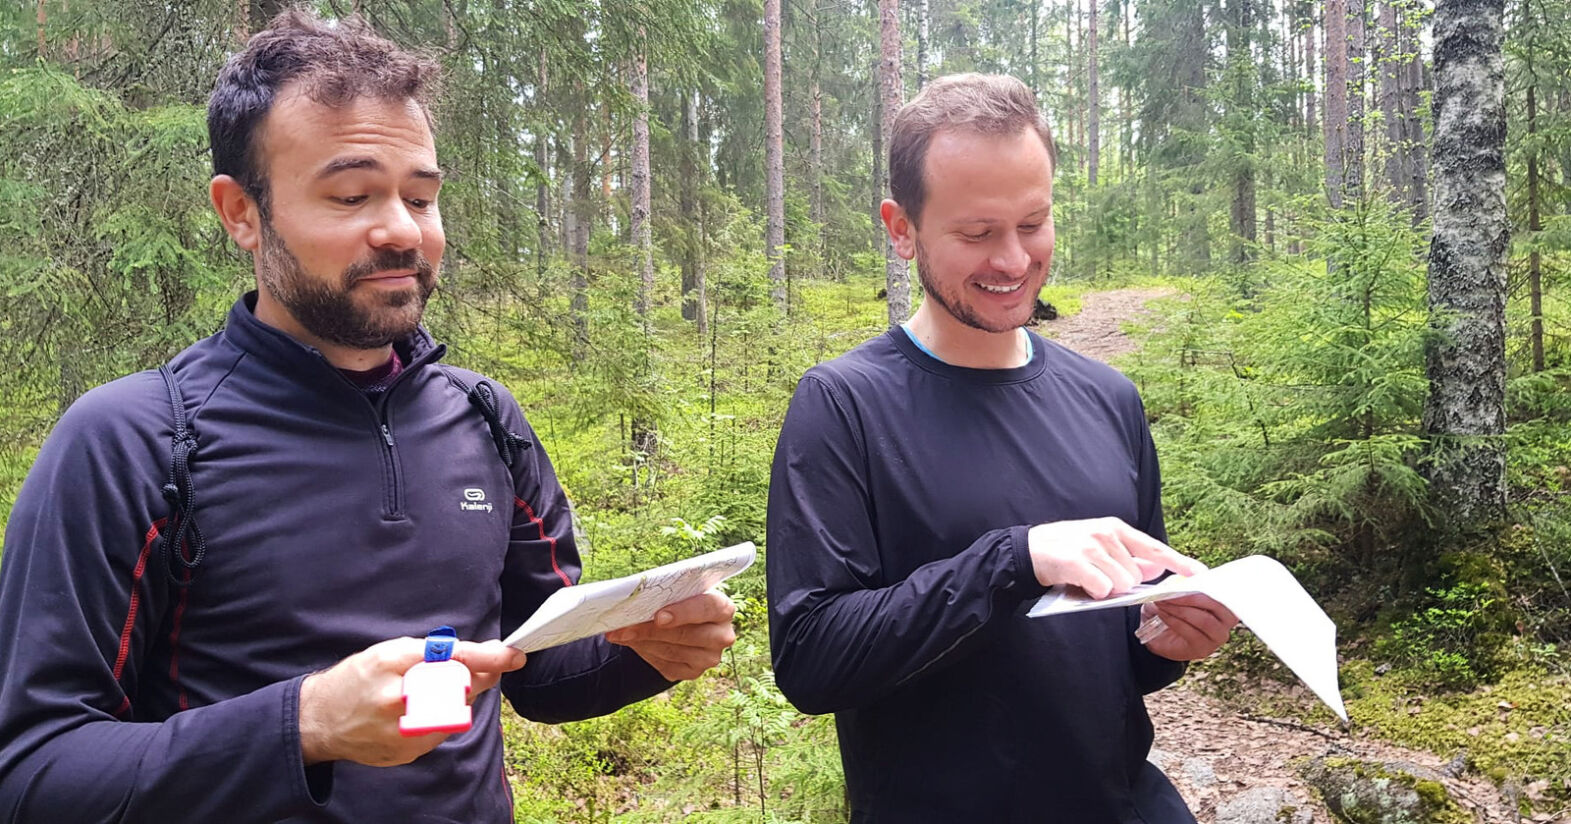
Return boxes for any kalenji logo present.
[460,487,493,513]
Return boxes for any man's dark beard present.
[913,238,1026,334]
[258,217,436,350]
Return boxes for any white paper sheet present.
[502,542,756,654]
[1028,555,1347,722]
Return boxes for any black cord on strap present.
[464,379,532,468]
[157,366,206,587]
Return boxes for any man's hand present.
[299,638,525,767]
[604,590,738,681]
[1139,595,1238,661]
[1027,517,1206,599]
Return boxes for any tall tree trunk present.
[1528,80,1545,373]
[681,92,700,323]
[630,33,653,319]
[1323,0,1349,208]
[1304,1,1317,136]
[1400,0,1428,221]
[764,0,787,313]
[811,4,825,233]
[1345,0,1366,205]
[917,0,929,89]
[36,0,45,59]
[1422,0,1508,525]
[872,90,884,252]
[1087,0,1100,186]
[879,0,909,325]
[1378,1,1405,201]
[535,56,552,276]
[1227,0,1256,264]
[570,111,592,360]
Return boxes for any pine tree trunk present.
[1304,1,1317,136]
[879,0,909,326]
[764,0,787,313]
[1423,0,1508,525]
[36,0,45,59]
[1323,0,1348,207]
[1345,0,1366,205]
[1379,1,1404,202]
[810,9,825,234]
[1400,1,1428,221]
[631,33,653,319]
[1087,0,1099,186]
[535,57,552,275]
[872,90,884,252]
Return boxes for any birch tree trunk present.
[1423,0,1508,524]
[879,0,910,325]
[764,0,787,313]
[630,32,653,319]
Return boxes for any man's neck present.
[252,290,395,371]
[905,303,1030,369]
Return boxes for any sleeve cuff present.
[1007,525,1050,600]
[283,675,334,807]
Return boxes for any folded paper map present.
[1028,554,1347,722]
[503,542,756,654]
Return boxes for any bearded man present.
[0,11,734,823]
[766,73,1238,823]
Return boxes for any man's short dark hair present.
[889,73,1058,227]
[207,8,442,215]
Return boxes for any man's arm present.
[766,376,1046,716]
[0,378,328,823]
[494,414,675,723]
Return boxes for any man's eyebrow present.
[952,206,1052,226]
[317,157,445,181]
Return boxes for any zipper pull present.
[381,424,395,448]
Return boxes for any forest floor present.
[1036,287,1531,824]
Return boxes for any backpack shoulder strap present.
[438,366,534,468]
[156,364,206,587]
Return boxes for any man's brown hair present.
[888,73,1058,227]
[207,8,442,216]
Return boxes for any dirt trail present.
[1040,288,1527,823]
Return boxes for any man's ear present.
[879,199,917,261]
[211,175,262,252]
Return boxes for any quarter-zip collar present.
[220,291,446,391]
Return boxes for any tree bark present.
[569,108,592,359]
[1528,77,1544,372]
[1423,0,1508,525]
[1304,0,1317,136]
[1400,0,1428,220]
[764,0,787,312]
[535,55,552,276]
[1378,1,1405,202]
[1087,0,1100,186]
[1346,0,1366,205]
[1323,0,1348,207]
[681,92,706,329]
[917,0,929,89]
[631,31,653,319]
[879,0,909,326]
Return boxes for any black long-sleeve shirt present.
[767,328,1194,823]
[0,294,669,823]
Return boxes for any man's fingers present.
[1117,527,1206,577]
[624,640,725,671]
[611,621,737,649]
[452,640,527,674]
[1088,531,1143,593]
[1153,601,1235,647]
[652,591,737,629]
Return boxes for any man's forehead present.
[921,128,1053,219]
[258,89,437,173]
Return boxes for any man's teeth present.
[978,282,1023,294]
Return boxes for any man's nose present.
[368,199,423,251]
[990,231,1031,276]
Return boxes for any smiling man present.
[0,11,734,823]
[767,74,1237,822]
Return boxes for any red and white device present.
[399,626,473,737]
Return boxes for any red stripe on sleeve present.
[515,497,572,587]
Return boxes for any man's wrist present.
[298,672,335,765]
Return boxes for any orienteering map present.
[502,542,755,654]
